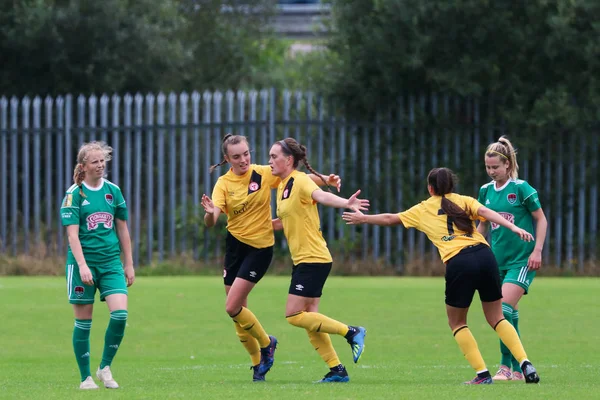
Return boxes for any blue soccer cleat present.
[258,335,278,376]
[252,365,265,382]
[464,375,493,385]
[347,326,367,363]
[316,367,350,383]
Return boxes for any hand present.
[201,194,215,214]
[272,218,283,231]
[326,174,342,192]
[342,209,365,225]
[528,249,542,270]
[79,265,94,286]
[511,226,534,242]
[346,189,370,211]
[124,264,135,287]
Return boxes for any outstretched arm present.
[342,210,403,226]
[311,189,369,210]
[477,206,534,241]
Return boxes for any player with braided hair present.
[268,137,369,383]
[201,133,342,382]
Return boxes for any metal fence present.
[0,90,598,272]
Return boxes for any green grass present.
[0,276,598,399]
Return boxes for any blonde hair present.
[485,135,519,180]
[73,141,113,196]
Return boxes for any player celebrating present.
[60,141,135,390]
[342,167,540,385]
[269,137,368,383]
[201,134,341,382]
[477,136,547,381]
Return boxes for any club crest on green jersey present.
[507,193,517,204]
[105,193,114,205]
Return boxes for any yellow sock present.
[231,307,270,348]
[453,326,487,373]
[234,321,260,366]
[307,330,341,368]
[495,319,528,365]
[286,311,349,336]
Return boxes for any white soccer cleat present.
[79,376,99,390]
[96,366,119,389]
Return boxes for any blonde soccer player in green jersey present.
[269,138,369,383]
[60,141,135,390]
[477,136,548,381]
[342,167,541,385]
[201,134,342,382]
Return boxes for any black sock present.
[477,370,491,379]
[344,326,358,341]
[330,364,346,373]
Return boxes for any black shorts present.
[289,262,332,298]
[223,232,273,286]
[445,244,502,308]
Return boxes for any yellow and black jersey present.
[212,164,280,248]
[398,193,489,263]
[276,170,332,265]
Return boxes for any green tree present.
[325,0,600,127]
[0,0,187,96]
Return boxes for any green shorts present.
[65,260,128,304]
[499,265,536,294]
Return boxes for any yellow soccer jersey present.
[398,193,489,263]
[276,170,333,265]
[212,164,280,248]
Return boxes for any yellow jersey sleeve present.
[300,176,320,204]
[211,178,227,214]
[398,203,423,229]
[461,195,486,221]
[253,164,281,189]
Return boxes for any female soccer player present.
[60,141,135,390]
[342,167,541,385]
[201,134,341,382]
[477,136,547,381]
[268,137,368,383]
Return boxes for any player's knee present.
[226,304,243,317]
[110,309,128,321]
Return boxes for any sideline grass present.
[0,276,598,399]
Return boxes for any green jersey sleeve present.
[60,189,81,226]
[114,187,128,221]
[518,181,541,213]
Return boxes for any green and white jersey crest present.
[60,179,128,267]
[477,179,541,269]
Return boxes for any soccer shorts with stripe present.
[500,265,536,294]
[66,259,128,304]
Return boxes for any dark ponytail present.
[278,138,331,192]
[427,168,474,234]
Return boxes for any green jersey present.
[60,179,128,267]
[478,179,541,270]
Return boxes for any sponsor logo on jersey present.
[485,199,490,205]
[62,194,73,207]
[86,212,114,230]
[82,199,90,206]
[233,201,249,216]
[491,212,514,230]
[62,212,73,219]
[105,193,114,205]
[74,285,85,298]
[507,193,517,204]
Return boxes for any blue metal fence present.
[0,90,598,273]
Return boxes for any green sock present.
[499,303,514,367]
[100,310,128,369]
[73,319,92,381]
[511,309,521,371]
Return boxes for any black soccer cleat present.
[520,361,540,384]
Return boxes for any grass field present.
[0,276,598,399]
